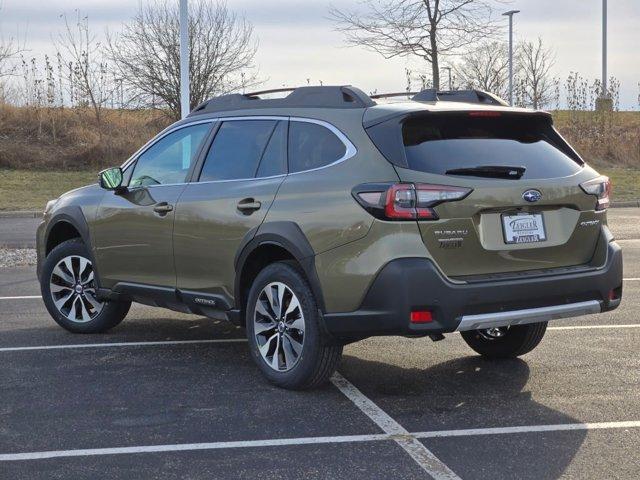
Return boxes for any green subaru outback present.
[36,86,622,389]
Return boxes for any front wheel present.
[245,262,342,390]
[41,238,131,333]
[460,322,547,359]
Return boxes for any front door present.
[92,122,213,289]
[174,119,288,305]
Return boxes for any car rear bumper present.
[322,240,622,339]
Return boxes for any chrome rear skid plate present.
[456,300,602,332]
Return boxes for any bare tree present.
[108,0,259,119]
[454,41,509,98]
[515,37,555,109]
[55,12,110,122]
[0,2,22,99]
[328,0,503,90]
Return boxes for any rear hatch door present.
[368,110,605,278]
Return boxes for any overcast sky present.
[2,0,639,108]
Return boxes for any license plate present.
[502,213,546,244]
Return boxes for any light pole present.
[443,66,452,90]
[179,0,190,119]
[502,10,520,106]
[602,0,608,97]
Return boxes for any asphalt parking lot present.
[0,210,639,479]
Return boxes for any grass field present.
[0,169,96,211]
[1,167,638,212]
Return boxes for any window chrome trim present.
[121,115,358,186]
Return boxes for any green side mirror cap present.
[99,167,124,191]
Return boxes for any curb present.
[611,200,640,208]
[1,200,639,219]
[0,211,42,219]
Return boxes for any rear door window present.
[199,120,278,181]
[400,114,582,179]
[288,121,346,173]
[256,121,288,178]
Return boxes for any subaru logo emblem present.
[522,189,542,203]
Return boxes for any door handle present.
[237,199,262,214]
[153,202,174,214]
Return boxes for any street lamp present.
[502,10,520,106]
[443,66,452,90]
[180,0,190,119]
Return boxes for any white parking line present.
[548,324,640,331]
[331,372,461,480]
[1,420,638,462]
[0,295,41,300]
[0,339,247,352]
[0,433,392,461]
[412,421,640,439]
[2,322,639,353]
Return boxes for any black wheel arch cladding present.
[234,221,325,312]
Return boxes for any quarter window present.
[129,123,211,187]
[288,121,346,173]
[199,120,281,181]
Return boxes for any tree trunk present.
[430,28,440,90]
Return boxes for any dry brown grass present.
[0,104,170,170]
[0,105,638,171]
[553,110,640,168]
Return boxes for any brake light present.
[580,176,611,211]
[353,183,472,221]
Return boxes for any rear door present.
[173,118,288,302]
[368,111,605,278]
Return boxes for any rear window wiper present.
[445,165,526,179]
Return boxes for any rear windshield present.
[371,113,582,180]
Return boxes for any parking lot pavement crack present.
[330,372,462,480]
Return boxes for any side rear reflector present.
[410,310,433,323]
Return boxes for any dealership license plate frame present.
[502,212,547,244]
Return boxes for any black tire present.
[460,322,547,359]
[41,238,131,333]
[245,261,342,390]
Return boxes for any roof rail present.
[370,91,421,99]
[189,85,376,116]
[412,89,509,106]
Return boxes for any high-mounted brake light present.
[468,111,502,117]
[353,183,472,221]
[580,176,611,211]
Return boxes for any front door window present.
[130,123,211,187]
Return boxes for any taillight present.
[353,183,472,220]
[580,176,611,211]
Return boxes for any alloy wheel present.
[49,255,103,323]
[478,327,509,340]
[253,282,305,372]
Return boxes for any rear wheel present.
[245,262,342,390]
[460,322,547,359]
[41,239,131,333]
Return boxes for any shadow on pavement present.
[339,354,587,479]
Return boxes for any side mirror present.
[99,167,124,191]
